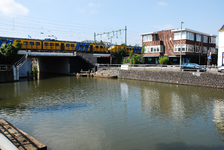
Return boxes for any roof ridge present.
[219,24,224,31]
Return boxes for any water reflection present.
[0,76,224,149]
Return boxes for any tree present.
[0,42,21,64]
[140,44,145,63]
[111,48,126,64]
[158,56,169,65]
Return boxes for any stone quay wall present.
[97,69,224,89]
[0,71,14,83]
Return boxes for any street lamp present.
[180,22,184,70]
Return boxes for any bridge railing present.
[0,65,11,71]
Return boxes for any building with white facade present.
[218,25,224,66]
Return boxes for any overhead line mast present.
[94,26,127,46]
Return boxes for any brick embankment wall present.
[0,71,14,83]
[97,69,224,89]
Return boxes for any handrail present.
[0,64,11,71]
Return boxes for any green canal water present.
[0,74,224,150]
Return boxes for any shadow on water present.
[156,141,224,150]
[19,72,70,82]
[0,103,89,115]
[30,103,89,113]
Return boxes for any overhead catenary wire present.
[0,11,142,45]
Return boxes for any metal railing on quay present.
[96,64,218,72]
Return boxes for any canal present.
[0,74,224,150]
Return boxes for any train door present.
[61,43,64,51]
[90,45,93,52]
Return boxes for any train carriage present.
[0,36,142,54]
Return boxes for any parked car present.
[181,63,206,72]
[218,66,224,73]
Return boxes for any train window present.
[66,44,70,47]
[36,42,40,45]
[71,44,74,47]
[85,45,88,48]
[127,48,129,50]
[44,43,49,46]
[100,46,103,48]
[23,41,28,45]
[55,43,59,46]
[80,45,83,47]
[95,46,98,48]
[30,42,34,45]
[50,43,54,46]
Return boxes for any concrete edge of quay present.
[96,68,224,89]
[0,118,47,150]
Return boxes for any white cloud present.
[88,3,94,7]
[88,3,102,7]
[157,2,168,6]
[153,24,174,30]
[0,0,29,16]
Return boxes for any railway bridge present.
[16,50,111,79]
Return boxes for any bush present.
[158,56,169,65]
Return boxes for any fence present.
[0,65,11,71]
[96,64,218,72]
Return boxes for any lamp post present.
[180,22,184,70]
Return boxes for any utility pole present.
[180,22,184,71]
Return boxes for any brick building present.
[140,28,217,65]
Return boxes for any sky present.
[0,0,223,46]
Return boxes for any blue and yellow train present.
[0,36,142,54]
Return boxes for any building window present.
[174,32,194,41]
[145,46,150,53]
[187,45,194,52]
[203,47,207,54]
[209,37,216,44]
[203,36,208,43]
[153,35,157,41]
[143,35,152,42]
[145,45,163,53]
[209,47,217,54]
[196,34,201,42]
[195,45,200,53]
[174,44,186,52]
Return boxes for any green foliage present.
[32,66,37,72]
[140,44,145,63]
[111,48,126,64]
[123,52,140,64]
[0,42,21,64]
[96,40,104,45]
[158,56,169,65]
[121,43,126,46]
